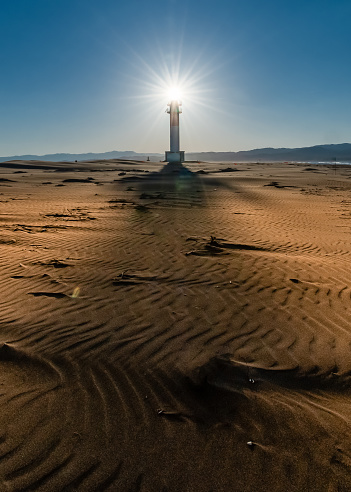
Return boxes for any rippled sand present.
[0,159,351,491]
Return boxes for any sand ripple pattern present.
[0,162,351,490]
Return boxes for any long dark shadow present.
[120,162,203,196]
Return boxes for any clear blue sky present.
[1,0,350,156]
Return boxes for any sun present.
[167,86,183,101]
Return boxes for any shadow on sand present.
[120,162,202,195]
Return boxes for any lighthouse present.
[165,99,185,163]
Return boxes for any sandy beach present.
[0,159,351,490]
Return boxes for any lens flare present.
[71,286,80,298]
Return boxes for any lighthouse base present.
[165,151,185,163]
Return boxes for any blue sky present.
[1,0,351,156]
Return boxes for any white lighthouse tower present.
[165,99,185,163]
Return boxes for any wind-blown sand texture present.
[0,159,351,491]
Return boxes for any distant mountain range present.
[0,151,162,163]
[187,143,351,162]
[1,143,351,163]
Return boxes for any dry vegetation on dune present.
[0,160,350,490]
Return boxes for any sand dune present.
[0,160,351,490]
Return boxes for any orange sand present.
[0,159,350,490]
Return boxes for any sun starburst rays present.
[117,31,235,153]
